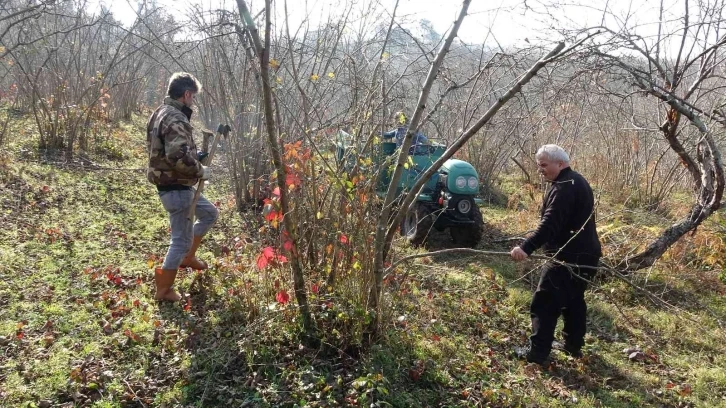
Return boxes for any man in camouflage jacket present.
[147,72,219,302]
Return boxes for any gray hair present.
[535,144,570,164]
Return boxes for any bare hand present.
[510,246,529,262]
[200,166,211,180]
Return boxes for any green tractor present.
[335,129,483,247]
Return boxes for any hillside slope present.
[1,118,726,407]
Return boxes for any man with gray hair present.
[510,144,601,365]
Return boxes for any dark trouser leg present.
[529,263,568,360]
[561,257,598,353]
[561,288,587,351]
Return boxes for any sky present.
[89,0,695,53]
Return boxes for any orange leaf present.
[286,172,301,187]
[264,209,280,222]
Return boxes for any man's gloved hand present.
[200,166,211,180]
[197,151,209,163]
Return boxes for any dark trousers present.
[529,257,599,358]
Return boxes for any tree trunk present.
[236,0,316,340]
[370,0,472,340]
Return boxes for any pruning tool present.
[188,123,231,221]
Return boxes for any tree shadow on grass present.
[547,353,679,408]
[419,218,529,281]
[154,268,371,407]
[155,269,257,407]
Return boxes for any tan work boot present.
[154,267,181,302]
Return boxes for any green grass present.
[1,115,726,407]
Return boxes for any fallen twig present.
[385,247,724,330]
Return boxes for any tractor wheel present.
[400,202,434,247]
[450,204,483,247]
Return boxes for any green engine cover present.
[441,159,479,195]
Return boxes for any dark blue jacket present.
[521,167,602,262]
[383,126,429,154]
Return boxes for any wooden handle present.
[188,131,223,221]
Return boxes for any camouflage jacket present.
[146,98,203,187]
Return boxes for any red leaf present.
[183,298,191,311]
[262,246,275,260]
[133,299,140,308]
[16,331,24,340]
[432,334,441,342]
[339,234,348,244]
[272,187,281,197]
[283,238,294,252]
[408,367,422,381]
[256,254,269,270]
[276,290,290,304]
[276,254,288,263]
[311,284,319,294]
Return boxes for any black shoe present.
[562,345,583,358]
[513,345,550,366]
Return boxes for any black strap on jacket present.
[157,184,192,192]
